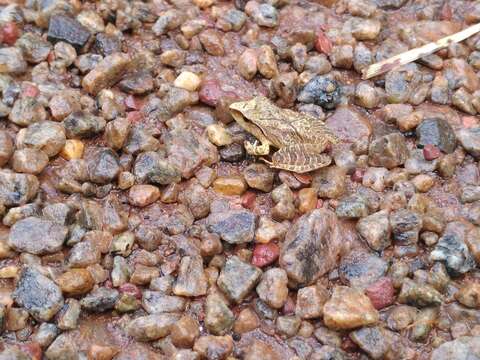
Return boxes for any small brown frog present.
[229,96,339,173]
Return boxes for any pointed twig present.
[362,22,480,80]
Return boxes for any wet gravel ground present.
[1,0,480,359]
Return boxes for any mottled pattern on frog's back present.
[231,96,335,148]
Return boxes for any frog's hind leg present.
[262,143,331,173]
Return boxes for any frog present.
[229,96,339,173]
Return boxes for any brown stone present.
[128,185,160,207]
[323,286,379,330]
[56,268,95,296]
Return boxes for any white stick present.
[362,22,480,80]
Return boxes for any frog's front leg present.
[244,140,270,156]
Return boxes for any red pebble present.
[241,191,256,209]
[316,199,324,208]
[119,283,142,299]
[19,342,42,360]
[199,80,223,107]
[281,296,296,315]
[2,22,19,46]
[251,242,280,268]
[351,168,365,183]
[315,31,332,55]
[423,144,441,161]
[365,277,395,310]
[125,95,143,110]
[22,84,39,98]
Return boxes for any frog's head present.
[229,98,258,118]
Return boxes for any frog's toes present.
[244,141,270,156]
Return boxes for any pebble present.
[354,82,378,109]
[457,127,480,158]
[170,315,200,348]
[207,124,233,146]
[87,148,120,184]
[390,209,422,245]
[256,268,288,309]
[56,269,94,296]
[199,29,224,56]
[128,184,160,207]
[57,298,81,330]
[431,336,480,360]
[9,97,47,126]
[45,333,78,360]
[329,45,353,69]
[397,278,442,307]
[12,149,49,175]
[247,2,278,27]
[13,267,64,321]
[369,133,409,169]
[297,75,342,110]
[416,117,456,154]
[217,256,262,303]
[257,45,278,79]
[80,287,119,312]
[87,345,118,360]
[234,308,259,334]
[335,195,369,219]
[82,53,132,95]
[297,188,317,213]
[276,315,301,337]
[0,47,27,74]
[349,326,392,360]
[213,176,247,195]
[244,340,281,360]
[295,284,329,319]
[243,163,274,192]
[339,250,388,289]
[356,210,391,251]
[323,286,379,330]
[0,171,38,207]
[238,49,258,80]
[430,233,476,275]
[60,139,84,160]
[8,217,68,255]
[23,121,66,158]
[174,71,201,91]
[69,240,101,267]
[152,10,185,36]
[280,209,342,285]
[193,335,233,360]
[412,174,434,192]
[365,277,395,310]
[173,255,207,297]
[142,291,186,314]
[47,14,91,50]
[455,283,480,308]
[252,242,280,267]
[16,32,52,64]
[33,323,59,349]
[64,111,106,139]
[127,313,180,341]
[133,151,180,185]
[312,166,346,199]
[205,293,235,335]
